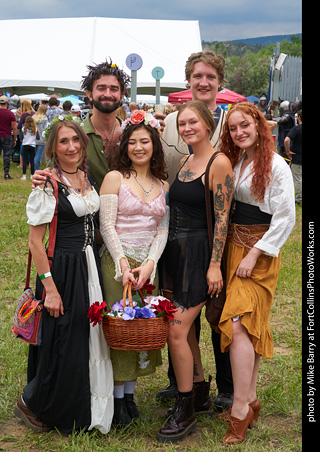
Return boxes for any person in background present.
[158,49,234,414]
[33,105,49,171]
[217,102,295,444]
[20,115,39,180]
[165,103,173,115]
[71,104,81,119]
[99,111,169,427]
[157,101,233,443]
[46,97,63,123]
[0,95,17,179]
[116,105,127,121]
[285,109,302,206]
[14,117,113,434]
[275,100,295,162]
[257,94,269,116]
[61,100,72,116]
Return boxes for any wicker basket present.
[102,282,169,351]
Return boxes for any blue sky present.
[1,0,302,41]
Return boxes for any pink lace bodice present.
[116,183,166,247]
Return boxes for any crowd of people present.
[2,51,300,445]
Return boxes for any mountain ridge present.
[209,33,302,46]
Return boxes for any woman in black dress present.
[158,101,234,443]
[14,117,113,434]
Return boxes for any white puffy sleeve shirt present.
[26,186,56,226]
[234,152,295,257]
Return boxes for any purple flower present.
[122,307,135,320]
[111,301,123,312]
[140,307,156,319]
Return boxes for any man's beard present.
[92,97,121,114]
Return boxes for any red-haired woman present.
[218,102,295,444]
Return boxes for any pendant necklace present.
[90,117,117,155]
[132,173,154,197]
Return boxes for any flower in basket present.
[135,306,156,319]
[88,290,177,323]
[87,300,107,326]
[122,306,136,320]
[146,296,177,320]
[141,280,156,295]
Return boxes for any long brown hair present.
[23,116,37,135]
[45,120,89,174]
[220,102,275,202]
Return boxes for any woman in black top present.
[158,101,234,443]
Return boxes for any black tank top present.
[169,156,213,225]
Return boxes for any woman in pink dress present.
[99,110,169,426]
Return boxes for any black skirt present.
[160,206,211,308]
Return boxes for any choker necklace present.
[61,168,79,174]
[132,173,154,197]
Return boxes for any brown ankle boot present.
[157,392,197,443]
[222,405,254,444]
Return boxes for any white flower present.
[138,351,150,369]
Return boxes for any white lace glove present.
[141,205,169,283]
[99,194,129,282]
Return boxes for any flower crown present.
[43,114,83,141]
[121,110,161,135]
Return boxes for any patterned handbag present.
[12,177,58,345]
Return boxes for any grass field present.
[0,161,302,451]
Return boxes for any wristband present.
[39,271,52,280]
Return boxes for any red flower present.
[154,298,177,320]
[88,301,107,326]
[130,110,145,124]
[141,280,156,295]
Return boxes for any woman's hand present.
[44,288,64,318]
[131,260,154,291]
[32,168,52,189]
[207,263,223,298]
[236,247,263,278]
[122,267,137,287]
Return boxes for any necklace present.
[61,168,78,174]
[89,117,117,154]
[132,173,154,197]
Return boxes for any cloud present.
[0,0,302,41]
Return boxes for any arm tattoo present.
[225,174,234,203]
[210,174,234,264]
[214,184,225,211]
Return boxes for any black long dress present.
[23,181,103,433]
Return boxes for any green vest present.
[83,113,122,192]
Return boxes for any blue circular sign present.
[126,54,143,71]
[152,66,165,80]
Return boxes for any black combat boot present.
[157,392,196,443]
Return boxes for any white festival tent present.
[0,17,202,99]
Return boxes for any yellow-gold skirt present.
[217,224,281,359]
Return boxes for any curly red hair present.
[220,102,275,202]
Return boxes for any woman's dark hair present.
[109,123,168,181]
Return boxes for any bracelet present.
[121,265,130,275]
[39,271,52,280]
